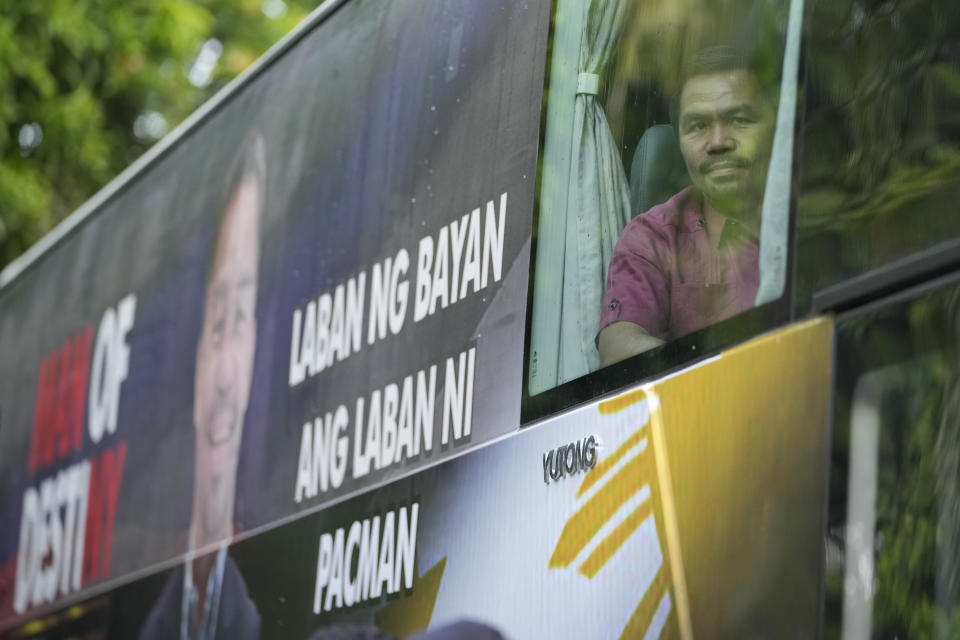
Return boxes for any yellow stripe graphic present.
[374,556,446,637]
[618,567,670,640]
[598,387,648,414]
[580,500,652,579]
[578,427,646,498]
[550,448,652,568]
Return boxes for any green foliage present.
[0,0,317,270]
[797,0,960,295]
[828,292,960,637]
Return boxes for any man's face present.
[677,69,774,217]
[193,178,260,543]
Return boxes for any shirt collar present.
[181,547,227,640]
[681,189,759,250]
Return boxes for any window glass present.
[528,0,801,396]
[797,0,960,306]
[829,279,960,637]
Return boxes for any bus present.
[1,0,958,637]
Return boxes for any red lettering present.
[83,455,103,584]
[99,442,125,577]
[28,352,58,473]
[27,327,93,474]
[28,354,49,472]
[52,340,73,459]
[82,442,126,583]
[69,328,93,453]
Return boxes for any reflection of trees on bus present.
[797,0,960,299]
[827,290,960,637]
[599,0,960,306]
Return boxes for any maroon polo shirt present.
[598,187,760,341]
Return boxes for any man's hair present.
[204,132,267,288]
[669,45,776,129]
[221,131,267,216]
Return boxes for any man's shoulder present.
[618,187,703,248]
[139,566,184,640]
[218,555,260,640]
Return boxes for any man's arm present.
[597,321,665,367]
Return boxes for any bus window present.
[829,279,960,637]
[527,0,802,397]
[798,0,960,310]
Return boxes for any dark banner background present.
[0,0,549,627]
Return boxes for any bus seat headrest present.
[629,124,690,218]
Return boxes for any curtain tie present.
[576,72,600,96]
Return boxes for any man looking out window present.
[597,46,776,366]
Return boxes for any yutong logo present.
[542,435,598,484]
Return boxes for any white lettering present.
[302,301,318,376]
[315,293,331,373]
[448,213,470,304]
[313,533,333,614]
[429,226,450,315]
[459,208,481,300]
[352,397,367,479]
[14,460,91,614]
[324,527,345,612]
[358,516,381,600]
[88,295,136,443]
[414,236,434,322]
[289,309,307,386]
[343,520,362,607]
[311,504,419,615]
[377,510,396,595]
[442,347,475,445]
[289,273,366,385]
[367,258,393,345]
[395,504,419,591]
[389,249,409,336]
[345,272,366,357]
[481,192,506,287]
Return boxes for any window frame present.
[520,0,808,424]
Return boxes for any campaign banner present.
[8,318,833,639]
[0,0,549,628]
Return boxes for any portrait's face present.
[677,69,774,217]
[193,177,260,543]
